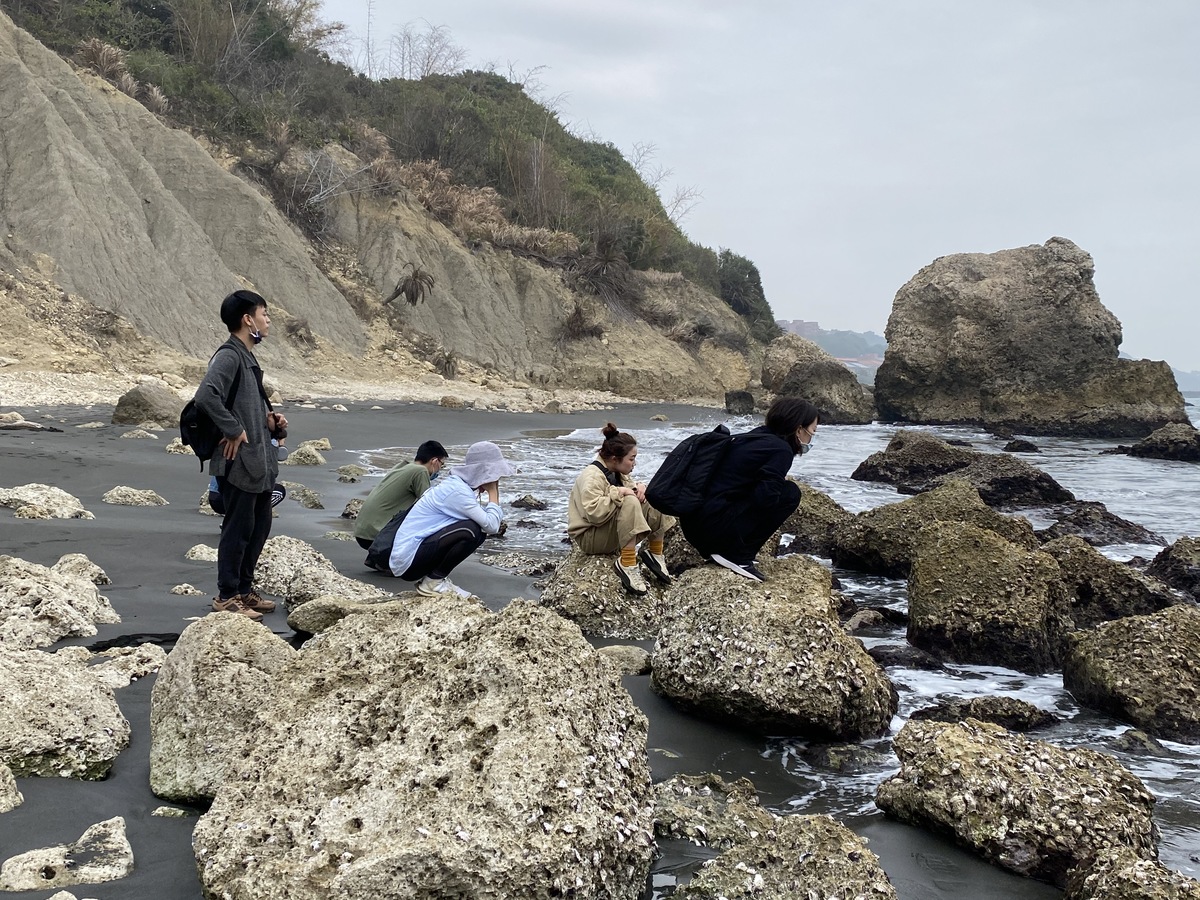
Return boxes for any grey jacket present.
[195,336,278,493]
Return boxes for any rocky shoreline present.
[2,399,1199,899]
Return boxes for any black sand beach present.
[0,399,1060,900]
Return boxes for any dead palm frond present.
[76,38,127,81]
[143,84,170,115]
[383,263,435,306]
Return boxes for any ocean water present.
[355,408,1200,896]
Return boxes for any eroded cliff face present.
[0,11,757,401]
[874,237,1188,437]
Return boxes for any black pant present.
[681,486,800,565]
[216,477,274,600]
[356,536,373,550]
[399,520,486,581]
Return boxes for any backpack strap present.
[591,459,622,487]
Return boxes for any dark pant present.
[216,477,274,600]
[399,520,486,581]
[356,536,373,550]
[681,486,800,565]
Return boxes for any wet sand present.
[0,398,1060,899]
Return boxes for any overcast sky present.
[321,1,1199,370]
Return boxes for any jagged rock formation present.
[908,696,1058,731]
[1065,848,1200,899]
[538,546,669,639]
[0,817,133,891]
[1146,537,1200,600]
[760,333,874,424]
[1104,423,1200,462]
[875,237,1189,437]
[0,554,120,649]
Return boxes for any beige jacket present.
[567,461,632,539]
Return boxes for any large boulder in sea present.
[852,431,1074,506]
[830,479,1038,578]
[874,237,1189,437]
[675,814,898,900]
[760,333,874,424]
[875,719,1159,887]
[191,599,655,899]
[907,522,1067,674]
[1146,537,1200,600]
[150,613,297,802]
[1104,423,1200,462]
[1062,605,1200,744]
[1041,536,1180,632]
[1065,847,1200,899]
[651,555,897,740]
[0,647,130,779]
[1036,501,1167,548]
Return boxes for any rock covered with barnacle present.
[539,545,668,639]
[875,719,1159,887]
[652,773,777,850]
[906,521,1068,673]
[831,479,1038,578]
[1064,846,1200,899]
[675,813,897,900]
[1062,605,1200,744]
[651,554,897,739]
[191,598,655,899]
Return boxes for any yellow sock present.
[620,546,637,567]
[648,540,664,557]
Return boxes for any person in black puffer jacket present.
[680,396,818,582]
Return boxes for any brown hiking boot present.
[239,590,276,613]
[211,596,264,621]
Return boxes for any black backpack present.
[645,424,733,517]
[364,506,413,574]
[179,346,242,470]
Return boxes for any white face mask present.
[798,432,816,455]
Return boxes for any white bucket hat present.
[454,441,517,489]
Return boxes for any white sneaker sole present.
[710,554,764,582]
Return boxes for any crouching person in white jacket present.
[387,441,516,598]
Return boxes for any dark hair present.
[597,422,637,462]
[765,397,819,454]
[415,440,448,463]
[220,290,268,332]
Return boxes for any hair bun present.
[601,422,619,439]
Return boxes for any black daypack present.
[645,423,733,517]
[179,346,242,471]
[364,506,413,574]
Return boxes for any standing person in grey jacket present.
[194,290,288,621]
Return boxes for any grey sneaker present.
[613,557,649,595]
[638,546,672,584]
[710,554,765,583]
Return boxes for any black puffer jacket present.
[702,425,798,515]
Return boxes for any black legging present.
[681,485,800,565]
[399,520,486,581]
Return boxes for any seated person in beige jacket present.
[567,423,676,596]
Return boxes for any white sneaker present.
[710,553,765,583]
[613,557,649,595]
[414,576,442,597]
[436,577,475,599]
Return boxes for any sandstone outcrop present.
[51,552,110,585]
[875,719,1159,887]
[874,237,1189,437]
[0,816,133,891]
[538,546,669,639]
[852,431,1074,506]
[191,600,655,899]
[1146,537,1200,600]
[149,613,297,802]
[830,480,1038,578]
[651,556,897,739]
[1042,536,1180,632]
[110,381,181,426]
[101,486,168,506]
[1062,606,1200,744]
[0,648,130,778]
[675,814,897,900]
[907,522,1067,673]
[1065,847,1200,900]
[0,554,120,650]
[760,333,874,424]
[1104,423,1200,462]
